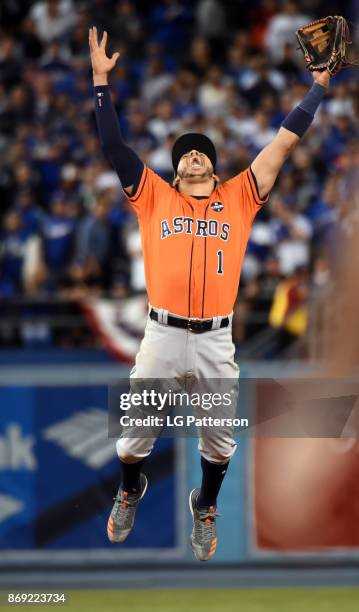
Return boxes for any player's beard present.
[177,166,213,181]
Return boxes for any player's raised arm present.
[89,26,144,196]
[251,70,330,200]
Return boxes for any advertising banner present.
[0,386,176,551]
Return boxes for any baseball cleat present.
[107,473,148,543]
[189,488,220,561]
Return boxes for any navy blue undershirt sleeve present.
[94,85,144,193]
[281,83,327,138]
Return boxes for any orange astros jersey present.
[127,166,269,318]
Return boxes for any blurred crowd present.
[0,0,358,350]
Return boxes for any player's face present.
[177,150,214,181]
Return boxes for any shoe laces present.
[196,506,220,542]
[113,491,138,518]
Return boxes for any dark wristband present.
[298,83,327,115]
[281,83,327,138]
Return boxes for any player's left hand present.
[312,69,330,88]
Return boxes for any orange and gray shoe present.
[189,488,220,561]
[107,473,148,543]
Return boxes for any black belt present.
[149,309,229,334]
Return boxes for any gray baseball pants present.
[116,313,239,464]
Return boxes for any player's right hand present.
[89,27,120,77]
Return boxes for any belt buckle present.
[188,318,203,333]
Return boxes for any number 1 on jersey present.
[217,249,224,275]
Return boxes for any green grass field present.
[2,588,359,612]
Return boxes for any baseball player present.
[89,26,330,561]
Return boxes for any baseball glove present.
[296,16,352,75]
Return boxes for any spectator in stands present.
[57,163,81,202]
[147,99,181,143]
[20,16,44,60]
[14,187,44,238]
[30,73,55,123]
[225,44,251,89]
[265,0,311,62]
[0,36,22,90]
[73,192,114,291]
[125,105,157,157]
[111,1,144,55]
[141,57,174,107]
[0,210,25,297]
[247,110,277,153]
[247,0,278,51]
[242,56,284,109]
[1,84,33,136]
[12,161,39,197]
[150,0,192,55]
[275,42,302,81]
[274,172,298,209]
[29,0,76,44]
[269,266,309,353]
[170,68,199,118]
[326,84,354,119]
[195,0,226,43]
[41,191,76,291]
[321,112,357,165]
[270,196,312,276]
[290,146,317,211]
[197,65,231,118]
[126,219,146,293]
[244,219,274,281]
[148,133,176,179]
[186,37,212,79]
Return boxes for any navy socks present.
[197,456,229,508]
[120,458,146,494]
